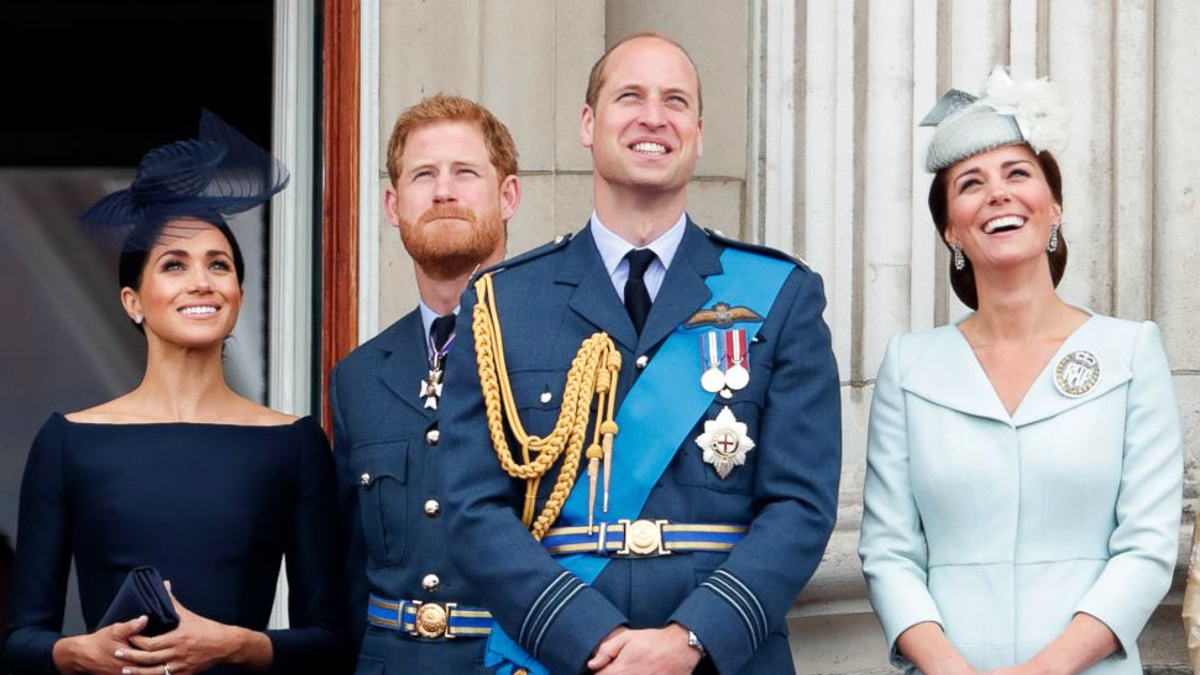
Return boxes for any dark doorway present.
[0,0,274,166]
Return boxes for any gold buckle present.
[413,601,457,638]
[617,519,671,556]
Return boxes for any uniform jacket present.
[438,220,842,675]
[859,314,1182,675]
[332,310,492,674]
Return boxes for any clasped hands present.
[53,582,266,675]
[587,623,703,675]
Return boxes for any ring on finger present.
[164,665,172,675]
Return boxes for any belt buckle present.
[412,601,457,638]
[617,518,671,556]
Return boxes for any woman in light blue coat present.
[859,68,1182,675]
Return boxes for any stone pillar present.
[369,1,1200,671]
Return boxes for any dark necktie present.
[623,249,656,334]
[430,314,456,353]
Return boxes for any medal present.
[724,329,750,391]
[421,330,456,409]
[699,332,726,393]
[420,367,444,410]
[1054,349,1100,398]
[694,406,755,479]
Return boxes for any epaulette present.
[702,227,810,270]
[471,231,575,281]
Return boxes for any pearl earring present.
[134,315,143,325]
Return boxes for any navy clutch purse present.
[98,566,180,636]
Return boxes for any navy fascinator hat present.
[80,110,289,250]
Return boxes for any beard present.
[398,202,505,280]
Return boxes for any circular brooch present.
[1054,349,1100,398]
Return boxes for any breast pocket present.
[352,440,409,567]
[674,397,762,495]
[510,368,569,439]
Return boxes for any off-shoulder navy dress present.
[3,413,344,675]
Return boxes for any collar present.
[418,300,460,343]
[589,209,687,276]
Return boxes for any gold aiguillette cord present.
[472,273,622,541]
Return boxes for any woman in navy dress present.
[3,112,343,675]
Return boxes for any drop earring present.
[1047,222,1061,252]
[952,242,965,271]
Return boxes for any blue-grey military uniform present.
[438,220,842,674]
[332,310,494,674]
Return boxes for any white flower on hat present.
[978,66,1070,157]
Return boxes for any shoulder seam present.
[703,228,808,269]
[475,232,573,279]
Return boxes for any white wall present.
[370,1,1200,671]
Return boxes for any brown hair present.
[585,32,704,117]
[385,93,519,185]
[928,147,1067,310]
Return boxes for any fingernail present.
[122,669,132,675]
[114,649,125,658]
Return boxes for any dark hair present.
[119,218,246,331]
[928,147,1066,310]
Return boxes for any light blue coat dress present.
[859,313,1182,674]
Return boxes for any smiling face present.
[121,219,244,349]
[580,36,704,201]
[385,120,518,280]
[943,144,1062,274]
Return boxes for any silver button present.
[635,355,649,370]
[426,428,440,446]
[554,235,565,244]
[422,573,440,592]
[424,499,441,517]
[360,473,370,485]
[540,391,552,404]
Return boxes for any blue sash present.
[485,248,794,674]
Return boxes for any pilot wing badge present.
[685,302,763,329]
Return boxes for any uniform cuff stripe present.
[713,569,768,636]
[531,582,586,658]
[705,576,762,641]
[520,570,572,645]
[700,580,760,650]
[521,572,585,652]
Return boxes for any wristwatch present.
[686,629,706,657]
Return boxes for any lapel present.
[555,220,721,354]
[1011,316,1132,427]
[901,315,1133,428]
[378,310,436,420]
[636,221,719,353]
[557,224,639,351]
[901,325,1012,425]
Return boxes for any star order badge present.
[695,406,755,479]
